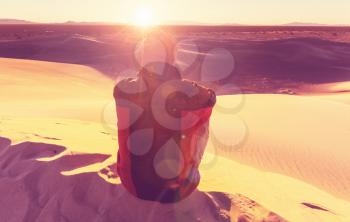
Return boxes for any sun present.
[133,7,156,28]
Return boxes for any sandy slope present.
[0,58,114,121]
[212,94,350,201]
[1,58,350,221]
[1,116,350,222]
[0,136,287,222]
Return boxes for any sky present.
[2,0,350,25]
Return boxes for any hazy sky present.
[2,0,350,25]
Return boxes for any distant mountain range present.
[0,19,114,25]
[281,22,328,26]
[0,19,34,24]
[0,19,347,26]
[64,21,122,25]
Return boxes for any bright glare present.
[133,7,155,27]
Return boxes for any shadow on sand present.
[0,137,237,222]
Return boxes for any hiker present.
[114,62,216,202]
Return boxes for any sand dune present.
[184,38,350,83]
[1,115,350,222]
[0,33,136,76]
[0,58,114,121]
[211,94,350,201]
[0,136,288,222]
[1,29,350,94]
[1,58,350,221]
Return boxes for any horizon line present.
[1,18,350,27]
